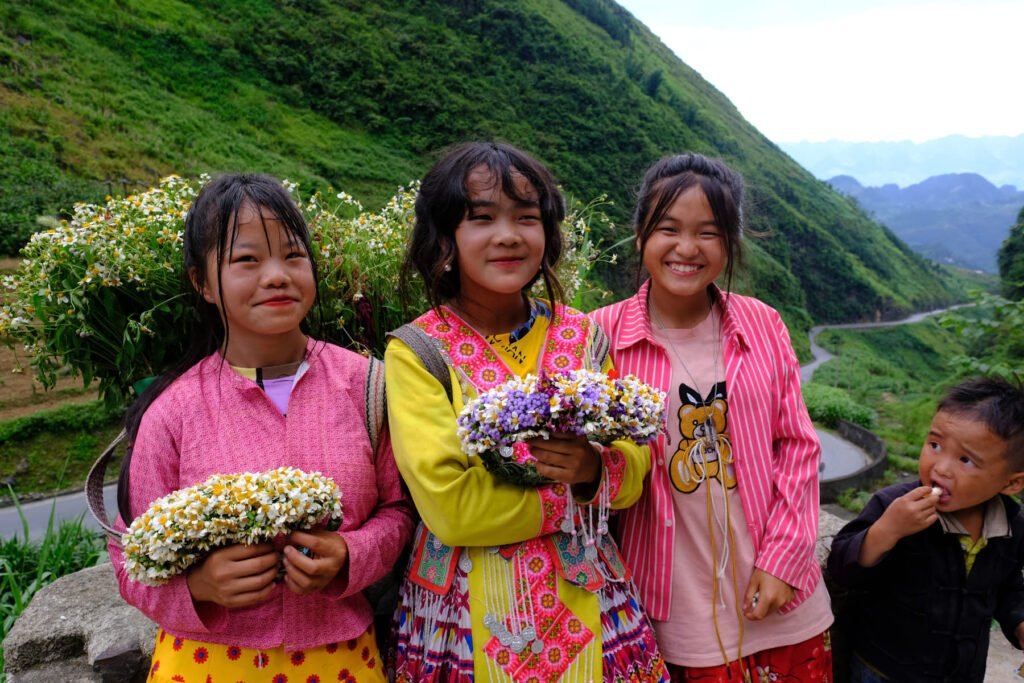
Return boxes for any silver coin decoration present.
[560,518,575,534]
[584,545,599,561]
[499,445,515,458]
[531,640,544,654]
[458,554,473,573]
[510,635,525,653]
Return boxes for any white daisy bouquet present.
[121,467,343,586]
[456,369,666,486]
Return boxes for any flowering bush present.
[457,369,666,486]
[0,176,612,406]
[121,467,343,586]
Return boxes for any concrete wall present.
[820,419,888,503]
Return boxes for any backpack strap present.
[365,355,387,454]
[86,429,128,544]
[589,320,611,371]
[387,323,453,404]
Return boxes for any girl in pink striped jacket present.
[590,154,833,682]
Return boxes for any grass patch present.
[0,490,106,671]
[0,401,123,499]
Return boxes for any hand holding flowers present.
[122,467,343,587]
[528,433,602,486]
[281,529,350,596]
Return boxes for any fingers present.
[742,569,795,621]
[282,531,348,595]
[214,542,277,560]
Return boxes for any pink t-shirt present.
[651,308,832,666]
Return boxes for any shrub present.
[0,176,610,406]
[802,383,875,429]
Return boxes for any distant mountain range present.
[783,135,1024,189]
[828,173,1024,272]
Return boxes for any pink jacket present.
[109,339,415,650]
[590,282,821,621]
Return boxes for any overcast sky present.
[617,0,1024,144]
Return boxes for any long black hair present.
[117,173,320,523]
[401,141,567,311]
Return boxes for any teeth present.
[667,264,701,273]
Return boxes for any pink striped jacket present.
[590,281,822,621]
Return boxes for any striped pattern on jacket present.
[589,281,822,621]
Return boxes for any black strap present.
[86,429,127,544]
[387,324,453,403]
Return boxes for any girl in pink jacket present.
[109,174,414,683]
[590,154,833,682]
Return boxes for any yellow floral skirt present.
[147,625,386,683]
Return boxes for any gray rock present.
[3,562,156,682]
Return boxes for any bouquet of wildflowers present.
[1,176,612,406]
[121,467,343,586]
[457,369,666,486]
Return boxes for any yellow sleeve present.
[385,337,553,547]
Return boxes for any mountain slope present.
[830,173,1024,272]
[1,0,967,328]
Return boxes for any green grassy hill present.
[1,0,969,332]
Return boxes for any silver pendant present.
[584,545,599,561]
[560,518,575,534]
[499,632,512,646]
[499,445,515,459]
[522,625,536,641]
[458,554,473,573]
[510,635,525,653]
[483,613,498,628]
[531,640,544,654]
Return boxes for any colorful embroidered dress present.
[384,301,669,683]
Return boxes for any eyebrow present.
[231,237,305,250]
[467,198,540,209]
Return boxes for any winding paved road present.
[0,304,970,540]
[806,304,968,480]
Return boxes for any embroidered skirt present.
[391,540,669,683]
[147,625,386,683]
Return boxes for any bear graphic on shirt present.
[669,381,736,494]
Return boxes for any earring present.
[443,263,452,272]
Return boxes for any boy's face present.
[918,409,1023,515]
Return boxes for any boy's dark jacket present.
[828,481,1024,683]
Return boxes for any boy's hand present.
[742,568,795,621]
[186,542,279,608]
[282,530,349,595]
[878,485,940,538]
[858,485,938,566]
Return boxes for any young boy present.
[828,376,1024,683]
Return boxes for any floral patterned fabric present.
[666,631,832,683]
[147,625,386,682]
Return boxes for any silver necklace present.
[648,297,723,456]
